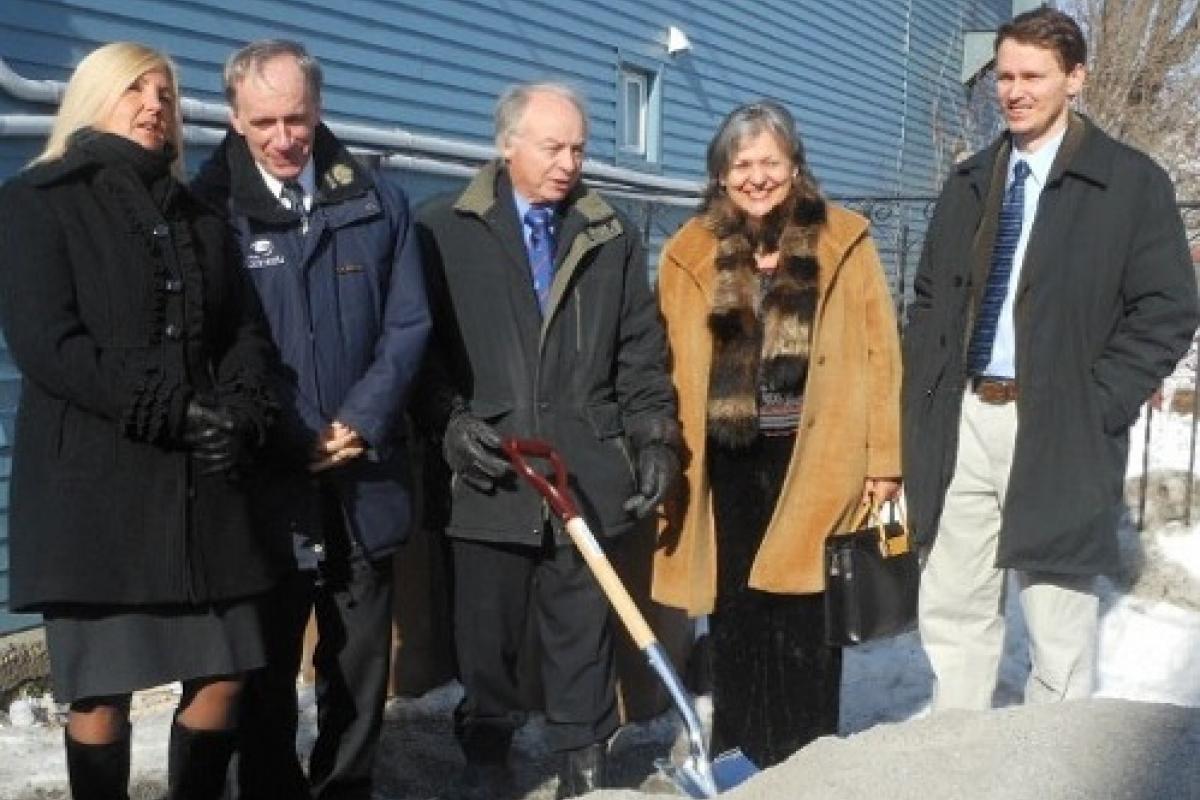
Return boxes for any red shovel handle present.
[501,438,579,522]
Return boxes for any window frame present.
[618,69,649,156]
[614,52,664,172]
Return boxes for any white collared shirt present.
[981,127,1066,379]
[255,159,316,213]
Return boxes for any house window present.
[616,58,662,170]
[619,69,649,156]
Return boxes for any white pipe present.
[182,124,228,145]
[0,115,51,137]
[380,153,478,179]
[0,114,703,204]
[0,115,229,146]
[0,56,703,197]
[0,59,63,103]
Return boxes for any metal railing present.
[603,193,940,316]
[1137,201,1200,529]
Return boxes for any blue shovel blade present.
[656,748,758,797]
[712,748,759,791]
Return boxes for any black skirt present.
[707,432,842,769]
[43,597,266,703]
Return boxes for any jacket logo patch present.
[245,238,286,270]
[336,264,365,275]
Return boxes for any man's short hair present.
[224,39,323,110]
[995,6,1087,72]
[493,82,588,151]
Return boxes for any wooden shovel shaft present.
[563,517,657,650]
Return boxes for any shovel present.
[502,437,759,798]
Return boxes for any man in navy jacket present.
[192,39,430,800]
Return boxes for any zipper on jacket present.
[615,435,637,484]
[531,349,545,540]
[575,287,582,352]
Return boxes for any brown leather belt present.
[971,376,1018,405]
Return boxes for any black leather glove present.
[623,442,680,519]
[443,409,511,491]
[182,399,240,476]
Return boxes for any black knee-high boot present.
[64,727,131,800]
[167,720,236,800]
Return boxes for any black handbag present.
[823,499,919,647]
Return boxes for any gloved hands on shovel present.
[623,418,683,519]
[443,407,511,491]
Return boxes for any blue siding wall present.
[0,0,1009,189]
[0,0,1010,631]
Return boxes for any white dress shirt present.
[255,159,316,213]
[981,127,1066,379]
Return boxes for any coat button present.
[953,275,964,287]
[164,323,182,340]
[539,401,550,411]
[817,354,826,365]
[152,224,170,238]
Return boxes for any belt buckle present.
[973,377,1017,405]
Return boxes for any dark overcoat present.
[192,127,431,566]
[0,142,278,611]
[902,114,1198,575]
[416,161,676,544]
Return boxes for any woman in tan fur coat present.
[652,101,902,768]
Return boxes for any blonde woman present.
[0,43,276,799]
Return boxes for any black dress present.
[706,388,842,769]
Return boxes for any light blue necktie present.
[967,160,1031,375]
[524,206,555,314]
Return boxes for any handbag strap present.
[851,497,912,558]
[850,498,877,531]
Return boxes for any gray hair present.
[494,82,588,151]
[224,39,323,109]
[702,99,817,209]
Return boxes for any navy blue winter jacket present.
[193,125,431,565]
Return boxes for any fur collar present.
[703,191,826,448]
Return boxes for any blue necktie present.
[524,206,555,313]
[967,159,1031,375]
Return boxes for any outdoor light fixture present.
[666,25,691,55]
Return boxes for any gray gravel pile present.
[593,699,1200,800]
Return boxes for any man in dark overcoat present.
[191,40,430,799]
[416,82,680,798]
[903,6,1198,711]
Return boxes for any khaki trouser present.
[919,389,1099,711]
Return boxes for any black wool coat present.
[0,142,278,611]
[416,162,677,544]
[902,114,1199,576]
